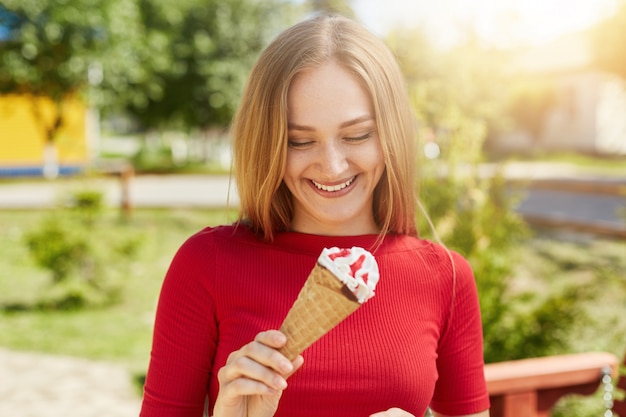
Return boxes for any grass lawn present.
[517,229,626,354]
[0,207,624,414]
[0,208,234,379]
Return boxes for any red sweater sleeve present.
[429,251,490,415]
[141,228,217,417]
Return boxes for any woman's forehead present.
[287,62,374,127]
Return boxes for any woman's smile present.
[310,175,357,193]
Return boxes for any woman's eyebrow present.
[288,115,375,131]
[287,122,315,132]
[339,115,375,129]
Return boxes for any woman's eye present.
[345,132,372,142]
[288,140,313,148]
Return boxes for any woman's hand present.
[370,408,415,417]
[213,330,304,417]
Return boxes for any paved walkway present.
[0,174,239,209]
[0,348,141,417]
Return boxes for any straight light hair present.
[232,14,418,241]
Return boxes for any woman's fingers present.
[220,354,288,391]
[253,331,305,378]
[287,354,304,377]
[255,330,288,347]
[253,330,295,372]
[218,330,299,393]
[213,330,303,417]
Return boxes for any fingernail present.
[279,360,293,373]
[275,377,288,389]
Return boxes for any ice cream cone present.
[278,263,361,361]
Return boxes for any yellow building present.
[0,94,90,176]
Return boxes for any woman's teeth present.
[312,176,355,192]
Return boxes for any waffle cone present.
[278,263,361,361]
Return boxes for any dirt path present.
[0,348,141,417]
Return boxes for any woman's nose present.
[318,140,348,175]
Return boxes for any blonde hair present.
[232,14,418,241]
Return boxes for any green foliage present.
[21,189,142,310]
[128,137,221,173]
[130,140,175,173]
[388,28,590,363]
[0,0,296,136]
[25,217,88,284]
[118,0,296,132]
[0,208,234,378]
[0,0,109,96]
[484,285,590,362]
[0,0,142,141]
[416,167,587,364]
[70,189,105,223]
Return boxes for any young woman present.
[140,15,490,417]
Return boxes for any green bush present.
[419,162,590,363]
[413,112,590,364]
[131,140,175,173]
[25,217,88,284]
[22,189,142,310]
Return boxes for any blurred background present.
[0,1,624,417]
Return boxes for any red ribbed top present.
[140,224,489,416]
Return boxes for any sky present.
[352,0,620,48]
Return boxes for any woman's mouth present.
[311,176,356,192]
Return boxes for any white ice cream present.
[317,247,379,303]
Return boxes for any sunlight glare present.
[354,0,619,48]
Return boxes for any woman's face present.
[284,61,385,236]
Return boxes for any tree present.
[0,0,143,141]
[0,0,295,160]
[0,0,144,176]
[114,0,295,134]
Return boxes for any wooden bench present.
[484,351,621,417]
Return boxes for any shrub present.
[23,189,142,310]
[414,116,589,363]
[419,168,590,363]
